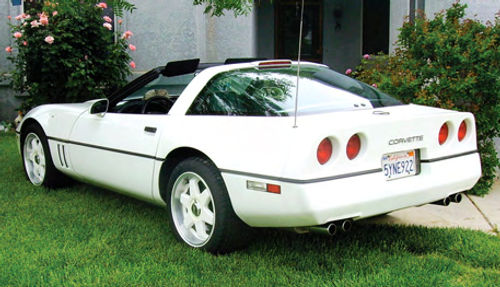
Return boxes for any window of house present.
[362,0,390,55]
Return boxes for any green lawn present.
[1,133,499,286]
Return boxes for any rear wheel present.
[21,124,68,188]
[166,157,252,253]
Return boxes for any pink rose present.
[128,44,136,51]
[371,83,378,88]
[44,35,55,44]
[14,32,22,39]
[7,16,11,20]
[40,15,49,26]
[22,13,30,19]
[52,11,58,16]
[103,16,112,23]
[15,14,22,21]
[121,30,133,39]
[31,20,41,28]
[118,19,123,24]
[84,55,88,60]
[363,54,371,60]
[345,68,352,75]
[103,22,112,30]
[129,61,136,69]
[96,2,108,9]
[5,46,12,53]
[23,41,28,46]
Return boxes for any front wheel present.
[21,124,68,188]
[166,157,252,253]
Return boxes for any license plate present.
[382,150,417,181]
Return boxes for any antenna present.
[293,0,305,128]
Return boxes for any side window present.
[112,73,195,114]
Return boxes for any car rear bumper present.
[221,152,481,227]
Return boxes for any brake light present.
[346,134,361,160]
[438,123,449,145]
[258,60,292,69]
[458,120,467,142]
[317,138,333,165]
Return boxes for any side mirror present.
[90,99,109,116]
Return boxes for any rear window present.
[187,66,401,116]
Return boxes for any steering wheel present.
[141,96,174,114]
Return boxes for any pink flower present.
[22,13,30,19]
[371,83,378,88]
[129,61,136,69]
[121,30,133,39]
[13,32,22,39]
[5,46,12,53]
[96,2,108,9]
[363,54,371,60]
[40,13,49,26]
[103,22,112,30]
[103,16,112,23]
[52,11,58,17]
[118,19,123,25]
[23,41,28,46]
[15,14,22,21]
[31,20,41,28]
[345,68,352,75]
[44,35,54,44]
[7,16,11,20]
[128,44,136,51]
[84,55,88,60]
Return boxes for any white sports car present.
[17,59,482,253]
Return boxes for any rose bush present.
[5,0,135,111]
[349,3,499,195]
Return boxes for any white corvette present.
[17,59,481,253]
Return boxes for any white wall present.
[126,0,256,73]
[426,0,500,23]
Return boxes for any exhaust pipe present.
[308,223,337,236]
[339,219,352,232]
[430,197,451,206]
[450,193,462,203]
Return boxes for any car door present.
[67,112,166,201]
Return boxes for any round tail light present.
[458,120,467,142]
[346,134,361,160]
[317,138,333,165]
[438,123,449,145]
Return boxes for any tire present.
[21,124,68,188]
[166,157,253,253]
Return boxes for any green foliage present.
[193,0,254,16]
[352,3,500,195]
[6,0,135,111]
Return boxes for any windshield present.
[188,66,401,116]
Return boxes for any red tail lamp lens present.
[438,123,449,145]
[317,138,333,165]
[346,134,361,160]
[458,121,467,142]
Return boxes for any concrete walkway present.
[365,179,500,236]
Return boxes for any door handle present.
[144,126,157,133]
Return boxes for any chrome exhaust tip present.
[308,223,337,236]
[450,193,462,203]
[340,219,352,232]
[431,197,451,206]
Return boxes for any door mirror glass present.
[90,99,109,116]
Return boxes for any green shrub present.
[5,0,135,111]
[351,3,499,195]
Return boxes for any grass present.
[1,132,500,286]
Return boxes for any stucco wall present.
[0,2,23,122]
[323,0,362,73]
[125,0,256,73]
[389,0,409,54]
[425,0,500,23]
